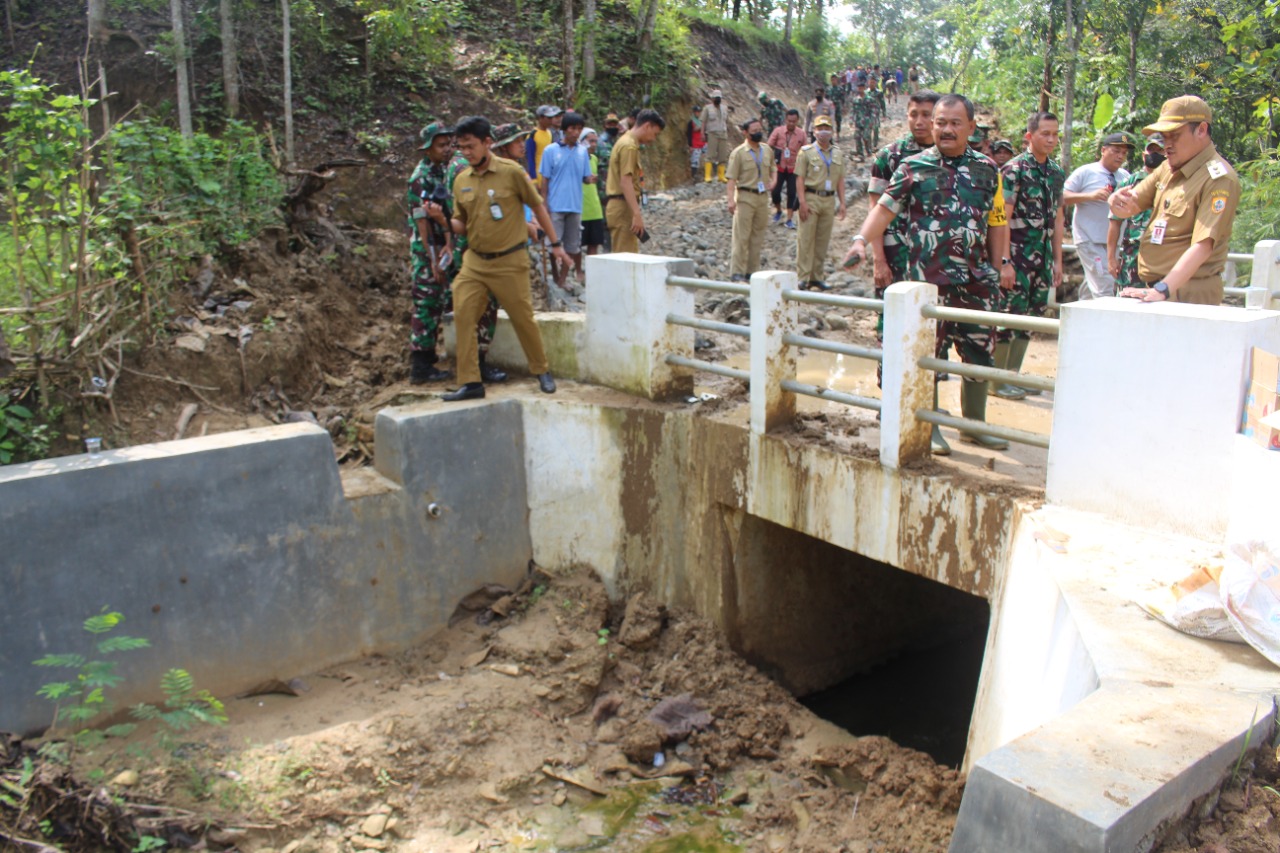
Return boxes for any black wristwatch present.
[1000,257,1012,267]
[1153,281,1170,299]
[550,241,563,248]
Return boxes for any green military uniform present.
[998,151,1064,342]
[1108,168,1150,290]
[849,93,875,157]
[450,155,551,386]
[869,87,887,147]
[596,131,616,207]
[760,94,787,134]
[826,84,846,136]
[795,133,845,287]
[877,146,1006,365]
[406,155,454,360]
[726,140,777,278]
[868,136,926,343]
[443,151,500,353]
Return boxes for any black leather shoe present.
[537,373,556,394]
[442,382,485,401]
[809,280,831,291]
[479,356,508,383]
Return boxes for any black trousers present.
[771,171,799,211]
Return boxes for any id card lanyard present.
[817,145,834,192]
[749,146,766,193]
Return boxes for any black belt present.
[469,242,526,261]
[606,194,625,200]
[807,189,836,197]
[737,187,766,194]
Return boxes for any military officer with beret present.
[1110,95,1241,305]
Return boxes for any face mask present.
[749,131,764,143]
[816,94,824,101]
[713,98,721,105]
[816,130,833,141]
[1144,151,1166,169]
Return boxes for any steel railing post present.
[880,281,937,468]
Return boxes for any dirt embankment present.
[5,567,963,852]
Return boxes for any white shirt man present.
[1063,133,1132,299]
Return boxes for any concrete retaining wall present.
[0,406,532,736]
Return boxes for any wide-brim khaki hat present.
[1143,95,1212,135]
[813,115,833,128]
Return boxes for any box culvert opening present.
[727,514,990,768]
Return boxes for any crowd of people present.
[404,76,1241,444]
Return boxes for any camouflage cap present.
[493,123,532,147]
[758,90,768,100]
[418,122,455,150]
[991,139,1014,153]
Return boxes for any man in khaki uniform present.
[726,117,777,281]
[703,89,732,183]
[1110,95,1241,305]
[446,115,570,401]
[605,109,666,254]
[794,115,847,291]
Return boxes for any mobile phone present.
[639,229,651,243]
[842,253,862,268]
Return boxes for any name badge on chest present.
[824,180,832,192]
[757,181,766,193]
[1150,218,1167,245]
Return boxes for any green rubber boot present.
[960,379,1009,449]
[931,384,951,456]
[993,339,1027,400]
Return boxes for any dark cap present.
[992,139,1015,153]
[1101,132,1134,148]
[418,122,454,150]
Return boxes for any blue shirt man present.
[538,111,597,284]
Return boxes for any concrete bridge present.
[3,247,1280,851]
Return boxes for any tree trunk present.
[1039,13,1055,113]
[638,0,659,50]
[170,0,193,139]
[1061,0,1078,174]
[282,0,294,167]
[563,0,575,104]
[731,0,740,21]
[867,0,881,64]
[1126,18,1140,108]
[220,0,239,118]
[87,0,109,44]
[583,0,595,83]
[784,0,792,40]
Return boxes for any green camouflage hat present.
[758,90,768,101]
[991,139,1014,153]
[419,122,454,150]
[493,123,532,147]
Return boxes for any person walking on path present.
[794,115,847,291]
[1110,96,1241,305]
[703,90,731,183]
[767,109,805,230]
[804,86,836,139]
[849,81,875,159]
[605,108,666,253]
[1063,132,1132,300]
[445,115,567,401]
[687,105,707,181]
[405,122,459,385]
[580,128,606,272]
[539,111,595,287]
[726,117,777,281]
[759,90,786,134]
[843,94,1011,455]
[992,111,1065,400]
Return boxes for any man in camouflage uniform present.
[1107,134,1165,292]
[848,81,875,159]
[406,123,460,384]
[844,94,1011,455]
[992,111,1065,400]
[759,91,786,134]
[867,76,887,148]
[867,89,940,379]
[827,74,847,142]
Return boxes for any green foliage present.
[1234,153,1280,253]
[34,609,226,761]
[0,396,52,464]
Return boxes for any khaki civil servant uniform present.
[703,103,731,165]
[1130,142,1241,305]
[451,155,550,385]
[605,132,644,253]
[726,141,777,277]
[795,141,845,284]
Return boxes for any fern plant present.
[34,610,226,762]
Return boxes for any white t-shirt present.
[1065,161,1129,245]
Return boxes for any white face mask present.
[816,130,833,141]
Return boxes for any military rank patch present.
[1211,190,1229,213]
[1206,159,1228,179]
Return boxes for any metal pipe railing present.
[917,357,1055,392]
[666,275,750,296]
[664,353,749,381]
[922,304,1062,335]
[666,313,750,338]
[782,333,882,362]
[782,289,884,314]
[782,379,882,412]
[915,409,1050,449]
